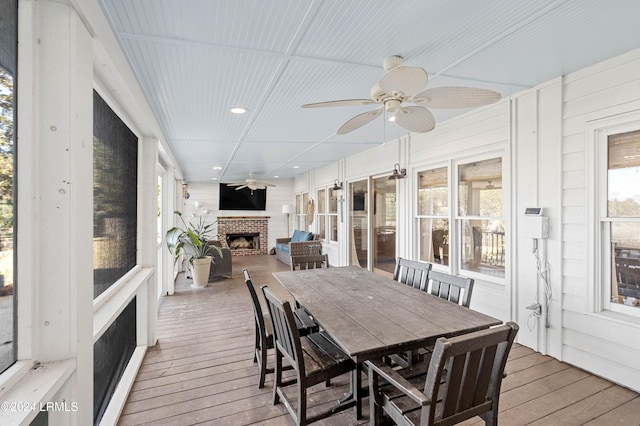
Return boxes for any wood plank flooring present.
[118,255,640,425]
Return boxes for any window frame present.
[416,164,450,269]
[455,156,506,282]
[590,114,640,318]
[316,188,326,241]
[295,191,309,232]
[415,150,507,285]
[315,185,340,244]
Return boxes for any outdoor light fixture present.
[331,179,343,191]
[388,163,407,180]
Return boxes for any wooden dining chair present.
[243,268,318,388]
[261,286,356,425]
[424,269,474,307]
[366,322,519,426]
[393,257,431,289]
[290,254,330,271]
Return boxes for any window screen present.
[0,0,17,374]
[93,297,136,424]
[93,91,138,297]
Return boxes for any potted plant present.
[166,211,222,288]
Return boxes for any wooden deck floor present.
[118,255,640,425]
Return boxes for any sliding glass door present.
[348,176,398,275]
[373,176,397,275]
[349,179,368,268]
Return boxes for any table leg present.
[337,362,363,419]
[353,363,362,419]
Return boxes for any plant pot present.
[190,256,212,288]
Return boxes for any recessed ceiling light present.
[230,107,247,114]
[293,165,300,169]
[274,175,279,178]
[211,177,218,180]
[213,166,222,170]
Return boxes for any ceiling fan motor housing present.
[383,55,404,71]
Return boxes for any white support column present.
[18,1,94,424]
[140,136,159,346]
[166,167,177,296]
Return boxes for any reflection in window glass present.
[317,189,326,239]
[458,158,504,277]
[418,167,448,264]
[0,0,17,374]
[350,180,368,268]
[607,130,640,308]
[328,187,339,242]
[329,187,338,213]
[418,167,448,215]
[301,192,309,231]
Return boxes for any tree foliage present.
[0,67,14,229]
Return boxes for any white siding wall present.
[409,102,511,322]
[561,48,640,391]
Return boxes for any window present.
[0,0,17,374]
[315,186,340,243]
[457,158,504,278]
[602,129,640,311]
[417,155,505,280]
[417,167,449,265]
[295,192,309,231]
[317,188,326,240]
[328,187,339,242]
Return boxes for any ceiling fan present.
[227,174,276,191]
[302,55,501,134]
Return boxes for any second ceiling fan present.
[302,55,501,134]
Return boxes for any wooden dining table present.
[273,265,503,418]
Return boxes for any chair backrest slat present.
[425,269,474,307]
[393,257,431,290]
[261,286,304,373]
[422,322,518,425]
[243,269,268,340]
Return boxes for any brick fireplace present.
[217,216,269,256]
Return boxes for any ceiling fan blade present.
[234,184,248,190]
[337,108,382,135]
[227,182,245,186]
[394,106,436,133]
[412,87,501,109]
[379,65,428,97]
[302,99,377,108]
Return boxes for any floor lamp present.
[282,204,293,236]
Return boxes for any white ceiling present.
[99,0,640,183]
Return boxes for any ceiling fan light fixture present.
[385,99,401,113]
[388,163,407,180]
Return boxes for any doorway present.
[348,176,398,275]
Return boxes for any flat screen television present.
[219,183,267,210]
